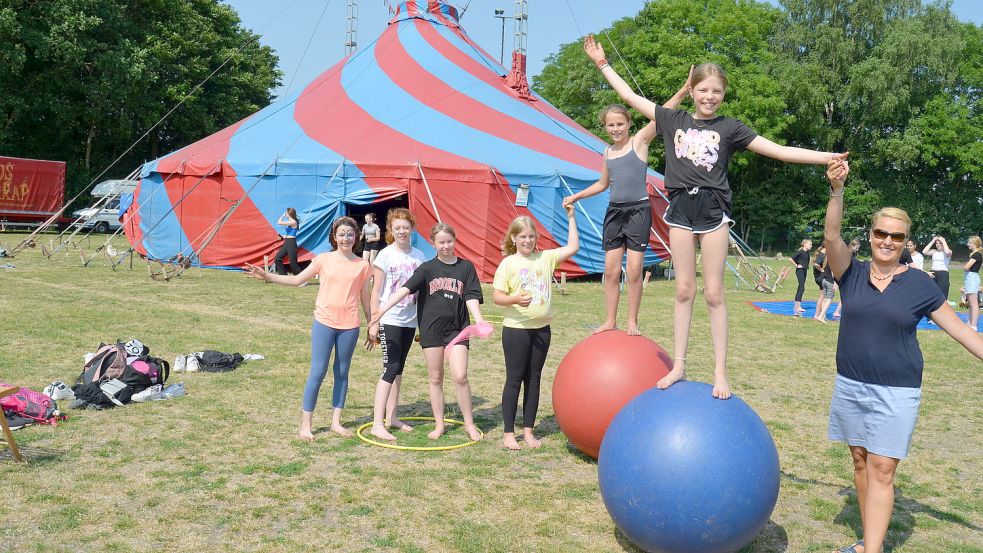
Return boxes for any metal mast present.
[345,0,358,54]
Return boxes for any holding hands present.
[827,155,850,193]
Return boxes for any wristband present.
[829,187,843,198]
[595,58,609,69]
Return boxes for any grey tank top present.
[605,139,649,204]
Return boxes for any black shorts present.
[365,240,382,252]
[602,200,652,252]
[419,329,469,349]
[379,324,416,384]
[663,188,733,234]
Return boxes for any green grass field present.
[1,232,981,552]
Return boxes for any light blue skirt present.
[965,271,981,294]
[828,374,922,459]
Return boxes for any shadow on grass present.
[0,444,65,464]
[783,470,982,551]
[612,520,790,552]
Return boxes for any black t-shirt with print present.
[653,105,758,193]
[403,257,483,341]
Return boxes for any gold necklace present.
[870,264,900,281]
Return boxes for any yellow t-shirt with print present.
[492,249,559,329]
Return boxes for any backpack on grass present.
[77,342,127,385]
[0,382,62,425]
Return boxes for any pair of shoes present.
[131,384,163,402]
[42,381,75,401]
[185,355,200,373]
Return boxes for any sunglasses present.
[871,228,907,243]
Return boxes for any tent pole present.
[417,162,442,223]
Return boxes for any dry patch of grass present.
[0,232,980,552]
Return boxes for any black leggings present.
[274,238,300,275]
[794,268,807,302]
[501,326,551,433]
[379,324,416,384]
[934,270,950,300]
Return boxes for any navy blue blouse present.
[835,257,945,388]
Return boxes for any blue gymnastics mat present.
[748,300,978,332]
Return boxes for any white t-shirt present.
[929,250,950,272]
[910,252,924,271]
[374,245,427,327]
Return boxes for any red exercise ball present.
[552,330,672,459]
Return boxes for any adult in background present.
[964,236,982,331]
[923,235,952,300]
[789,239,813,316]
[813,245,834,323]
[822,159,983,553]
[361,213,382,264]
[274,208,301,275]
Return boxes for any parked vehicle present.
[0,156,72,229]
[72,179,138,233]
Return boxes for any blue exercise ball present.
[598,381,780,553]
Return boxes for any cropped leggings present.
[794,268,807,302]
[501,326,551,433]
[302,320,360,411]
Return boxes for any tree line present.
[0,0,280,203]
[533,0,982,253]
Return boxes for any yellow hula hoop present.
[356,416,483,451]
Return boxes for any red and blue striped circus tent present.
[123,0,671,281]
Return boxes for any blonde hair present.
[871,207,912,234]
[800,238,812,248]
[969,235,982,253]
[501,216,538,256]
[385,207,415,244]
[430,222,456,241]
[691,63,729,90]
[599,104,631,125]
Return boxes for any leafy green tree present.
[0,0,280,200]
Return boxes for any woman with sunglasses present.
[823,159,983,553]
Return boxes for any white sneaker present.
[131,384,163,402]
[173,355,187,373]
[185,355,200,373]
[161,382,185,399]
[42,381,75,401]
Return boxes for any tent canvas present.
[123,0,671,280]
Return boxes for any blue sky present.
[224,0,983,98]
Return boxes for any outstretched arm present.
[554,204,581,262]
[635,66,693,146]
[823,159,853,279]
[585,35,657,121]
[930,303,983,359]
[245,260,317,286]
[370,287,412,326]
[562,162,610,207]
[746,135,848,165]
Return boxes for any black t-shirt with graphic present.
[653,105,758,193]
[403,257,483,343]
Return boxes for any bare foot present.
[593,321,618,334]
[656,366,687,390]
[389,419,413,432]
[298,429,315,443]
[330,423,353,437]
[427,426,445,440]
[369,424,397,441]
[626,323,642,336]
[712,374,731,400]
[464,424,483,441]
[502,433,522,450]
[523,430,542,448]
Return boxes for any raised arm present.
[746,136,847,165]
[930,303,983,359]
[585,35,657,121]
[823,159,853,279]
[937,236,952,255]
[555,204,580,262]
[562,161,610,207]
[636,66,693,146]
[245,260,317,286]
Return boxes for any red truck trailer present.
[0,156,71,229]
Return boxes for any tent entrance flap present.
[344,193,410,248]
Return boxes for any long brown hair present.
[329,216,359,249]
